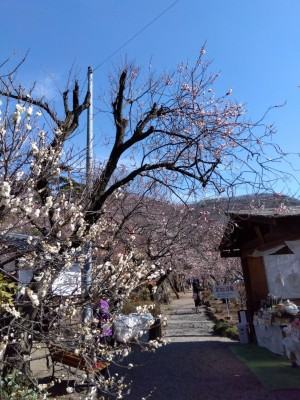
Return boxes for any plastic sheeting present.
[113,313,154,343]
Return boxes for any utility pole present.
[82,66,93,324]
[86,66,93,191]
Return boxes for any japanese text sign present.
[213,284,238,299]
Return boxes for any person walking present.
[192,277,202,313]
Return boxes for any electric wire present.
[93,0,180,73]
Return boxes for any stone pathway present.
[162,291,222,342]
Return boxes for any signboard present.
[213,284,238,299]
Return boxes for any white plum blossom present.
[0,342,7,361]
[53,208,60,220]
[55,128,62,136]
[26,105,33,119]
[2,306,20,318]
[12,103,25,125]
[26,236,33,244]
[31,142,39,155]
[45,196,53,208]
[19,287,26,296]
[33,209,41,218]
[26,288,40,307]
[1,181,11,198]
[12,113,21,125]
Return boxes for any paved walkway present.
[161,290,228,342]
[112,292,300,400]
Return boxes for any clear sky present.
[2,0,300,197]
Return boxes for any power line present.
[93,0,180,72]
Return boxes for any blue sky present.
[2,0,300,197]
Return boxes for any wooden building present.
[219,208,300,339]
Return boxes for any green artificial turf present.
[230,343,300,390]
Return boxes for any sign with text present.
[213,284,238,299]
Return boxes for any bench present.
[48,343,109,380]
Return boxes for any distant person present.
[186,277,192,289]
[192,277,200,292]
[192,277,202,314]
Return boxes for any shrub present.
[201,290,214,306]
[213,321,239,340]
[0,273,18,310]
[0,369,39,400]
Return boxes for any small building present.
[219,207,300,341]
[0,233,81,296]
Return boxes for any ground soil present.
[207,298,241,324]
